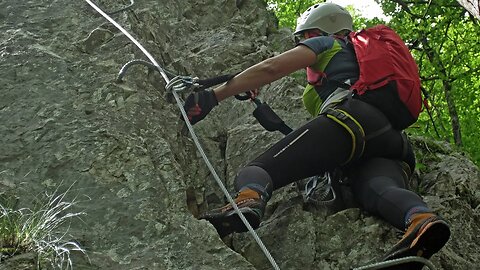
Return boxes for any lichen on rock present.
[0,0,479,269]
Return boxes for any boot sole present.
[382,220,450,270]
[206,208,261,238]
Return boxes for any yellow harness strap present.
[324,108,366,165]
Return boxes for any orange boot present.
[199,188,266,238]
[383,213,450,269]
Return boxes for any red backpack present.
[348,25,422,120]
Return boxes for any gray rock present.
[0,0,478,269]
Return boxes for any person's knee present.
[401,134,416,172]
[355,176,401,212]
[234,166,273,199]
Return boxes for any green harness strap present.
[323,105,397,166]
[323,107,366,165]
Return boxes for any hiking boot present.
[382,213,450,270]
[199,188,266,238]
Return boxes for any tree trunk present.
[457,0,480,20]
[421,39,463,146]
[442,80,463,146]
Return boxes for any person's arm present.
[213,45,317,102]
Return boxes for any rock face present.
[0,0,479,269]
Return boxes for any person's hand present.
[248,89,260,100]
[183,89,218,124]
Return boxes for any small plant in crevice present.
[0,184,87,269]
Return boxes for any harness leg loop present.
[323,108,366,165]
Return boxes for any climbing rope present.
[352,256,436,270]
[83,1,280,269]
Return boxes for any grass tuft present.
[0,184,87,269]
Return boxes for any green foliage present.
[0,185,86,269]
[267,0,388,30]
[377,0,480,165]
[267,0,480,165]
[266,0,319,29]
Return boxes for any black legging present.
[347,158,426,229]
[234,97,427,230]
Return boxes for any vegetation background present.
[267,0,480,165]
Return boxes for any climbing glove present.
[183,89,218,124]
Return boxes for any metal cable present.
[116,59,178,83]
[83,1,280,269]
[352,256,436,270]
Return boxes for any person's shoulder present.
[309,36,335,42]
[302,36,335,47]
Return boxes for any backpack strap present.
[306,67,327,86]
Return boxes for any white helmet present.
[294,3,353,35]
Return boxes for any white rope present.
[83,1,280,269]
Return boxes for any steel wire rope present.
[116,59,178,83]
[352,256,436,270]
[83,1,280,269]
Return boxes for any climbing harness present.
[252,99,293,135]
[351,256,436,270]
[323,107,366,165]
[83,1,280,270]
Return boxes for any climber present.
[182,3,450,268]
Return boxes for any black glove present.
[183,89,218,124]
